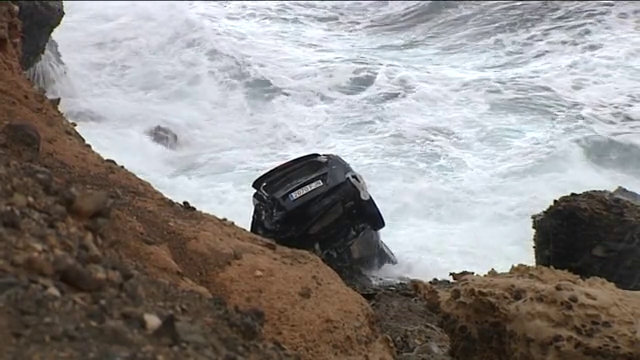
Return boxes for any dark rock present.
[181,201,196,211]
[532,188,640,290]
[360,282,451,359]
[146,125,178,149]
[152,313,181,346]
[25,38,67,94]
[12,1,64,71]
[0,208,22,229]
[0,276,24,296]
[56,261,107,292]
[1,122,41,159]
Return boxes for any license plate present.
[288,179,323,201]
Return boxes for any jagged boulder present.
[419,265,640,360]
[12,1,64,71]
[532,187,640,290]
[146,125,179,149]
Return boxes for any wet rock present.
[12,1,65,71]
[146,125,178,149]
[532,188,640,290]
[362,282,450,359]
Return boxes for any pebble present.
[9,192,27,207]
[24,164,54,193]
[45,286,61,298]
[23,254,54,276]
[81,232,102,263]
[57,262,106,292]
[175,321,208,345]
[254,270,264,278]
[69,190,111,219]
[143,313,163,333]
[0,208,21,229]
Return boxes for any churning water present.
[48,1,640,280]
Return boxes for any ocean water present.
[45,1,640,280]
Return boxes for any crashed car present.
[249,153,397,271]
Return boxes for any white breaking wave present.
[51,1,640,280]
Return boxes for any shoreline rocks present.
[11,1,64,71]
[146,125,179,149]
[532,188,640,291]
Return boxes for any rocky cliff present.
[4,2,640,360]
[0,3,394,359]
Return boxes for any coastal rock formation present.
[146,125,179,149]
[419,265,640,360]
[362,282,451,360]
[0,4,393,360]
[532,188,640,290]
[11,1,64,71]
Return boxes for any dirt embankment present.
[5,2,640,360]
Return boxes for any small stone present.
[143,313,162,333]
[181,201,196,211]
[69,190,111,219]
[45,286,61,298]
[449,271,475,281]
[9,192,27,207]
[50,204,68,220]
[0,276,23,295]
[57,262,106,292]
[152,314,181,345]
[23,254,54,276]
[106,269,123,285]
[102,320,138,346]
[25,164,53,193]
[260,239,277,251]
[81,232,102,263]
[0,209,21,229]
[26,240,44,253]
[175,321,208,345]
[254,270,264,278]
